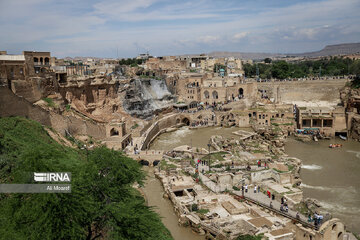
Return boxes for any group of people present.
[280,197,289,212]
[241,184,261,195]
[257,160,268,169]
[308,213,324,227]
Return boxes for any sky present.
[0,0,359,58]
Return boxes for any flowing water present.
[285,137,360,233]
[149,126,247,150]
[142,167,204,240]
[145,126,360,236]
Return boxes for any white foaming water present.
[301,183,331,191]
[302,164,323,170]
[347,150,360,159]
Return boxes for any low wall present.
[0,87,106,140]
[141,113,191,150]
[257,79,348,104]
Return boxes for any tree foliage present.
[0,117,172,240]
[244,57,359,79]
[119,58,143,66]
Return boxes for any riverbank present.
[142,167,205,240]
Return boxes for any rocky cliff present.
[122,78,174,119]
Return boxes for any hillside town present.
[1,48,360,240]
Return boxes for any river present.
[149,126,247,150]
[284,137,360,233]
[142,167,204,240]
[144,126,360,237]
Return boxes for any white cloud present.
[197,35,220,44]
[232,32,249,41]
[0,0,359,57]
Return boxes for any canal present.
[142,167,204,240]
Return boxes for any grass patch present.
[43,97,56,108]
[196,209,209,214]
[160,160,177,170]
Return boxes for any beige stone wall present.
[0,87,106,140]
[257,79,348,104]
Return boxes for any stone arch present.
[176,118,180,124]
[33,57,39,64]
[44,57,50,65]
[153,160,160,166]
[212,91,218,99]
[139,160,149,166]
[337,232,343,239]
[182,117,190,125]
[204,90,209,99]
[40,57,43,65]
[189,101,198,109]
[110,128,119,136]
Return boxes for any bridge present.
[127,150,164,166]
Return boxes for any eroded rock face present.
[341,85,360,140]
[122,78,174,119]
[351,115,360,140]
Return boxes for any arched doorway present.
[204,90,209,99]
[212,91,218,99]
[182,117,190,125]
[110,128,119,136]
[239,88,244,99]
[44,57,50,65]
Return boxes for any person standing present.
[254,185,257,193]
[245,184,248,193]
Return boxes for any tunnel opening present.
[110,128,119,136]
[174,190,184,197]
[153,160,160,166]
[182,118,190,126]
[139,160,149,166]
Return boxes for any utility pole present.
[207,143,211,171]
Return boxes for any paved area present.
[233,189,314,228]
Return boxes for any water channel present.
[142,167,204,240]
[143,126,360,238]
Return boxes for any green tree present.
[0,117,173,240]
[264,58,272,63]
[271,61,290,79]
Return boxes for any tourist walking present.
[257,185,260,193]
[254,185,257,193]
[245,185,248,193]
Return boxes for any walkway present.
[233,189,316,229]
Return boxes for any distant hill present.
[207,42,360,60]
[295,43,360,57]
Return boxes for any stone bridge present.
[127,150,164,166]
